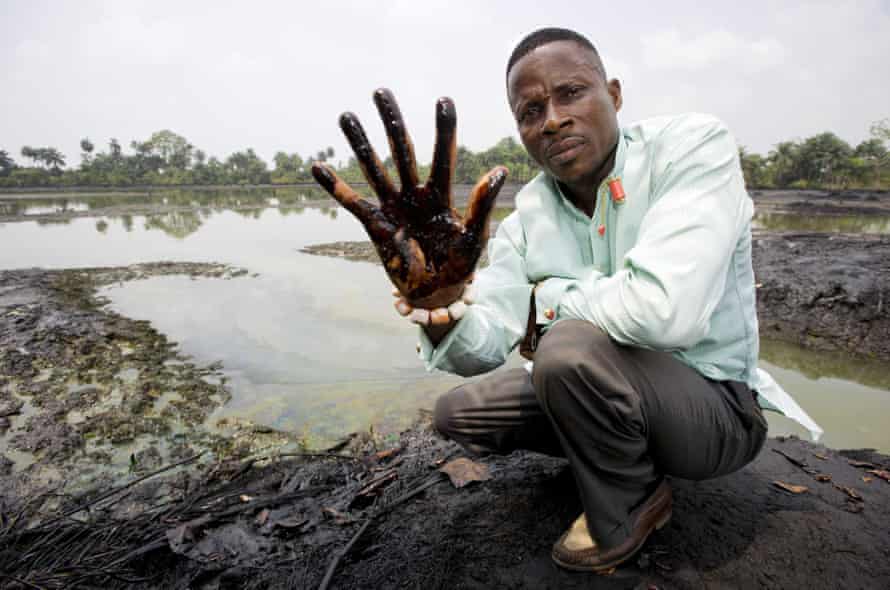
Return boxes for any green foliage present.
[0,150,15,177]
[225,149,270,185]
[454,136,539,184]
[4,119,890,189]
[737,119,890,190]
[870,118,890,145]
[19,146,65,171]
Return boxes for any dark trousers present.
[434,320,767,550]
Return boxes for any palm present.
[312,88,508,308]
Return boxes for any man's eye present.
[567,86,583,97]
[520,105,540,123]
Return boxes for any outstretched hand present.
[311,88,508,309]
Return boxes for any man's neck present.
[558,139,619,218]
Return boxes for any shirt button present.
[544,308,555,321]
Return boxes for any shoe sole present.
[551,509,672,573]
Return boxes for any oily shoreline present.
[0,263,303,492]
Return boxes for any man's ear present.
[608,78,623,112]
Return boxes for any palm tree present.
[43,148,66,171]
[21,146,39,167]
[0,150,15,176]
[767,141,800,187]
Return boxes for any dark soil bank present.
[0,264,285,493]
[2,423,889,589]
[753,232,890,360]
[751,189,890,215]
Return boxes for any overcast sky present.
[3,0,889,168]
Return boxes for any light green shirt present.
[420,113,822,439]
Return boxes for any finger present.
[463,166,509,236]
[429,308,451,326]
[462,284,477,304]
[339,112,397,204]
[394,297,413,317]
[408,308,430,326]
[373,88,420,189]
[426,97,456,206]
[312,163,396,242]
[447,300,468,320]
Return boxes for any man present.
[313,27,820,573]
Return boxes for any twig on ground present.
[773,448,807,469]
[278,452,358,461]
[318,519,372,590]
[0,574,43,590]
[318,474,446,590]
[35,452,204,531]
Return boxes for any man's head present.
[506,28,622,192]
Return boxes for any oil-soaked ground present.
[2,420,889,589]
[1,187,890,588]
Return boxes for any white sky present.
[3,0,889,167]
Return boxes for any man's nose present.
[542,103,571,135]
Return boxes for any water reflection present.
[144,211,206,239]
[761,339,890,391]
[753,211,890,234]
[760,339,890,452]
[0,185,350,219]
[74,203,342,239]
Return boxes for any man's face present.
[507,40,622,189]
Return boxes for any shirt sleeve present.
[558,116,751,350]
[418,214,532,376]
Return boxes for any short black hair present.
[506,27,601,80]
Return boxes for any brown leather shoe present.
[552,480,672,572]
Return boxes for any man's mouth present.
[546,137,586,165]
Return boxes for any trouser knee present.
[532,320,644,439]
[433,385,465,440]
[532,320,615,410]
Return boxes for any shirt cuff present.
[417,309,474,372]
[534,277,577,326]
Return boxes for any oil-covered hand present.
[311,88,508,309]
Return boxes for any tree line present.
[1,120,888,190]
[739,120,890,189]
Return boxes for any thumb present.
[464,166,508,236]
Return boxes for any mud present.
[753,231,890,360]
[2,420,889,589]
[751,189,890,215]
[0,262,305,504]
